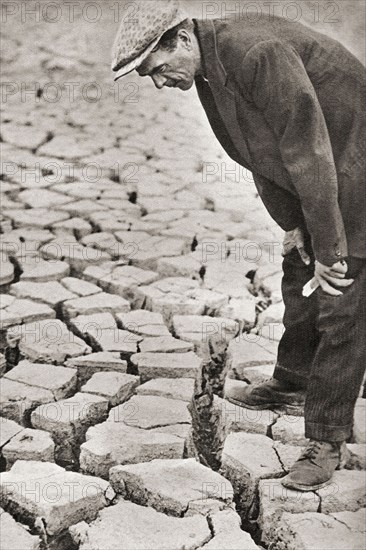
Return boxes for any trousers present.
[273,243,366,442]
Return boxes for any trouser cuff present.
[274,364,308,390]
[305,421,351,442]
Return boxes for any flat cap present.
[111,0,187,81]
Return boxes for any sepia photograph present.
[0,0,365,548]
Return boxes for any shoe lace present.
[299,440,323,462]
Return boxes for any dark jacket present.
[194,16,365,266]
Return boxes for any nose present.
[151,74,166,89]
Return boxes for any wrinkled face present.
[137,32,198,91]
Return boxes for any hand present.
[282,227,311,265]
[314,260,354,296]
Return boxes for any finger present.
[322,274,354,287]
[282,242,295,256]
[297,246,311,265]
[309,277,319,289]
[328,270,346,279]
[318,277,343,296]
[331,261,348,274]
[294,233,304,248]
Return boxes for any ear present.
[177,29,192,50]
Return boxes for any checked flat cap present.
[112,0,187,81]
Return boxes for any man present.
[112,0,366,491]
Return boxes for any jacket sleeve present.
[239,40,348,266]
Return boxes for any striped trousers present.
[273,241,366,442]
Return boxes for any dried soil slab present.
[272,442,304,473]
[86,327,142,355]
[65,352,127,384]
[2,125,49,150]
[221,432,283,515]
[257,301,285,327]
[0,353,5,377]
[116,310,170,337]
[40,238,111,273]
[69,312,117,335]
[0,461,111,535]
[202,258,255,297]
[1,229,54,252]
[4,208,70,229]
[2,427,55,468]
[258,478,320,545]
[91,265,159,306]
[110,458,233,516]
[38,135,101,159]
[19,257,70,282]
[114,230,151,246]
[202,509,260,549]
[81,372,140,406]
[135,277,203,323]
[218,296,256,326]
[156,254,202,279]
[0,295,14,309]
[0,378,54,425]
[0,256,14,285]
[129,236,187,271]
[4,361,77,400]
[10,171,55,190]
[136,378,195,402]
[88,147,145,168]
[18,189,72,209]
[0,508,41,550]
[139,336,193,354]
[226,337,278,377]
[81,232,119,254]
[52,217,92,238]
[273,509,366,550]
[107,395,191,429]
[62,292,130,319]
[151,423,192,441]
[70,500,211,550]
[0,418,24,447]
[173,315,239,358]
[56,199,107,216]
[31,392,108,445]
[316,470,366,513]
[80,422,184,478]
[220,396,277,436]
[347,444,366,470]
[10,281,76,306]
[353,398,366,443]
[272,415,307,446]
[131,351,202,381]
[0,299,55,330]
[8,319,91,364]
[61,277,102,297]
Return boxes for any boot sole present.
[281,477,332,492]
[226,396,304,415]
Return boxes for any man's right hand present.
[313,260,354,296]
[282,227,311,265]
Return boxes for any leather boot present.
[225,378,305,413]
[281,440,350,491]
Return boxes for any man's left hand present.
[314,260,354,296]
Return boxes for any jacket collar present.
[194,18,235,93]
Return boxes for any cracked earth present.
[0,1,365,549]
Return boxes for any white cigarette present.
[302,277,319,297]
